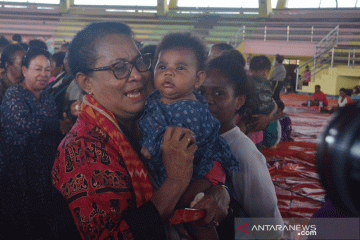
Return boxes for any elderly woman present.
[0,44,26,103]
[51,22,229,240]
[0,48,72,239]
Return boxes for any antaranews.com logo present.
[235,218,359,240]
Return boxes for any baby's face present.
[154,47,203,103]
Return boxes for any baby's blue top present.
[138,90,240,187]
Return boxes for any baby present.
[138,32,239,239]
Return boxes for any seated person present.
[263,120,281,148]
[277,101,293,142]
[302,84,328,108]
[351,86,360,101]
[337,88,353,108]
[327,88,354,113]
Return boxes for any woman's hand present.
[151,127,197,218]
[70,100,82,117]
[59,113,74,135]
[192,185,230,227]
[162,126,197,184]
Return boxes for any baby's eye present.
[214,91,223,96]
[157,65,166,70]
[177,66,184,70]
[197,89,204,95]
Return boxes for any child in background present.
[277,101,293,142]
[138,32,240,240]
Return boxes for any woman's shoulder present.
[222,127,265,160]
[4,84,22,94]
[2,84,27,105]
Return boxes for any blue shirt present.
[138,90,239,187]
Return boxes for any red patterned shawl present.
[52,94,154,239]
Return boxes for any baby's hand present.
[141,146,152,159]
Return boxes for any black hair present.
[275,54,284,64]
[51,52,66,67]
[155,32,207,71]
[22,48,51,68]
[12,34,22,42]
[250,55,271,72]
[0,44,25,69]
[221,49,245,68]
[211,43,234,51]
[28,39,48,50]
[305,65,309,69]
[0,36,10,48]
[68,21,133,76]
[140,44,157,60]
[19,42,29,51]
[61,42,70,48]
[353,86,360,94]
[277,101,285,111]
[340,88,346,93]
[315,85,321,89]
[206,49,249,114]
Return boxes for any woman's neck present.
[20,82,42,101]
[219,120,236,135]
[7,72,20,85]
[115,115,137,134]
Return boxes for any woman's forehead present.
[95,34,139,62]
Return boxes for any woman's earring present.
[88,92,93,96]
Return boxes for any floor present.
[264,93,336,221]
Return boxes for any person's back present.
[241,55,276,151]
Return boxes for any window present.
[73,0,156,6]
[287,0,358,8]
[177,0,258,8]
[0,0,59,3]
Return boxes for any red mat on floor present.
[263,94,335,220]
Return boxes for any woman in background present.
[198,51,283,240]
[0,44,25,103]
[0,48,72,239]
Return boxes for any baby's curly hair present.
[154,32,207,71]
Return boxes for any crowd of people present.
[0,22,355,239]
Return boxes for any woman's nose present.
[41,69,48,76]
[128,64,143,81]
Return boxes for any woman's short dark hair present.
[250,55,271,72]
[12,34,22,43]
[28,39,48,50]
[0,36,10,49]
[277,101,285,111]
[206,50,250,114]
[211,43,234,51]
[155,32,207,71]
[340,88,346,93]
[52,52,66,67]
[68,21,133,76]
[275,54,284,64]
[0,44,25,69]
[22,48,51,68]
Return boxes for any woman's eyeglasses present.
[87,53,152,80]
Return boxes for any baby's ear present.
[194,71,206,89]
